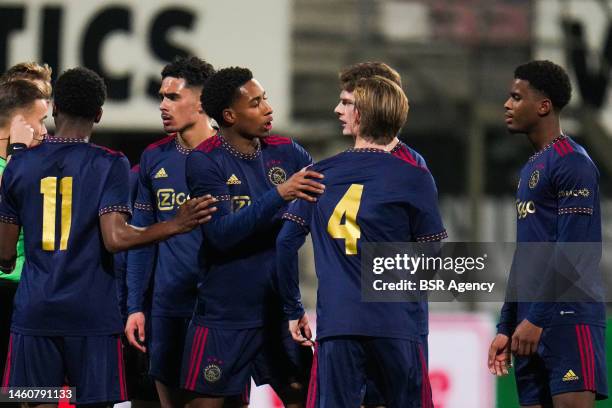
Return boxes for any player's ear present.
[538,99,552,116]
[94,108,103,124]
[223,108,235,125]
[197,90,204,114]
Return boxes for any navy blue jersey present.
[115,165,140,321]
[391,141,429,336]
[185,134,312,329]
[127,135,202,317]
[0,136,131,335]
[498,136,605,334]
[391,141,427,169]
[282,149,446,341]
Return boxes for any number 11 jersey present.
[0,137,131,336]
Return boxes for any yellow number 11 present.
[327,184,364,255]
[40,177,73,251]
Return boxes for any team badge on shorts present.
[268,167,287,185]
[204,364,222,382]
[529,170,540,189]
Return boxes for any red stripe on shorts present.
[306,343,319,408]
[185,327,204,390]
[2,334,13,388]
[189,327,209,390]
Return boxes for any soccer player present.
[488,60,608,407]
[0,69,51,378]
[337,61,427,169]
[124,56,217,407]
[117,165,160,405]
[276,76,447,408]
[0,67,216,405]
[336,61,430,408]
[182,66,324,408]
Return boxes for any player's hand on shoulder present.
[9,115,35,147]
[173,194,218,233]
[125,312,147,353]
[277,170,325,202]
[511,319,543,357]
[289,313,313,347]
[488,333,511,376]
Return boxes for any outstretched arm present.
[100,195,217,253]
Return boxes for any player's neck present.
[177,118,216,149]
[526,119,562,152]
[54,122,92,142]
[0,127,9,159]
[221,128,259,155]
[354,135,387,150]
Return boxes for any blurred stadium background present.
[1,0,611,406]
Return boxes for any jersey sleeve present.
[186,150,285,251]
[292,141,314,171]
[526,153,601,327]
[408,172,447,242]
[553,153,599,240]
[99,155,132,216]
[0,161,21,225]
[497,302,517,336]
[282,196,315,233]
[132,159,155,214]
[126,159,156,315]
[276,220,308,319]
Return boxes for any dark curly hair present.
[201,67,253,126]
[161,56,215,88]
[515,60,572,111]
[54,67,106,120]
[339,61,402,92]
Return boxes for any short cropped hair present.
[161,56,215,88]
[0,80,46,128]
[201,67,253,126]
[339,61,402,92]
[0,62,52,98]
[514,60,572,111]
[353,76,409,144]
[54,67,106,121]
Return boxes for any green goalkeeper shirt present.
[0,156,23,282]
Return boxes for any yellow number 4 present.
[40,177,73,251]
[327,184,364,255]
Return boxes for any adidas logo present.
[563,370,579,382]
[226,174,241,185]
[154,168,168,179]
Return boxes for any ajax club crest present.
[528,170,540,189]
[204,364,222,383]
[268,167,287,185]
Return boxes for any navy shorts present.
[515,324,608,405]
[122,335,158,401]
[2,332,128,405]
[362,334,428,407]
[149,315,191,387]
[180,322,311,401]
[308,336,432,408]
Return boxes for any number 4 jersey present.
[281,148,447,341]
[0,137,131,336]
